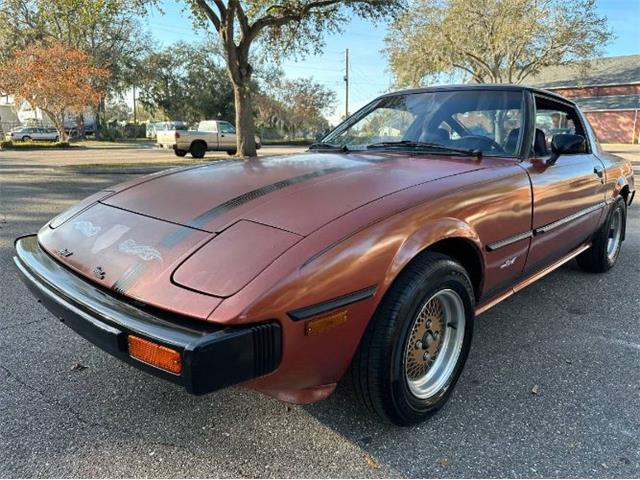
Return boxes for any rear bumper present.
[13,235,281,395]
[156,142,178,150]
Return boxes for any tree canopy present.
[0,42,109,140]
[0,0,153,93]
[385,0,613,86]
[138,42,236,123]
[255,77,336,138]
[188,0,404,156]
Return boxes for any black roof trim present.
[380,84,575,106]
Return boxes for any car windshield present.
[322,89,524,157]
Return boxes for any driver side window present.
[533,96,587,158]
[456,110,521,142]
[219,122,236,134]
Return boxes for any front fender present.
[383,217,484,299]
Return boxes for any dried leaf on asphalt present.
[365,454,381,470]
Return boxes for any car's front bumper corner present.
[13,234,282,395]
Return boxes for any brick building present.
[528,55,640,144]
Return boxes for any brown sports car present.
[15,85,635,425]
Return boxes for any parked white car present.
[156,120,261,158]
[7,127,60,142]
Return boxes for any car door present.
[32,128,45,140]
[522,93,607,273]
[197,121,219,150]
[217,121,237,149]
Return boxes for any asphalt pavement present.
[0,147,638,477]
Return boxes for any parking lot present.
[1,145,639,477]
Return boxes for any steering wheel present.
[458,135,504,153]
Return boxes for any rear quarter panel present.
[597,151,635,202]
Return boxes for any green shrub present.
[98,126,123,141]
[98,124,146,140]
[1,140,71,149]
[123,123,146,139]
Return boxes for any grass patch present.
[78,139,155,148]
[1,140,73,149]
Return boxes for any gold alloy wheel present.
[404,289,466,399]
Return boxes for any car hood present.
[101,152,483,236]
[38,152,483,317]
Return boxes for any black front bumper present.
[13,235,281,395]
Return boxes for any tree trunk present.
[76,113,86,140]
[55,112,68,142]
[233,82,257,157]
[95,97,105,139]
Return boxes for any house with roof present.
[0,94,96,134]
[527,55,640,144]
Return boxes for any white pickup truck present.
[156,120,261,158]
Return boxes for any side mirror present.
[547,134,586,166]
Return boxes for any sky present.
[144,0,640,124]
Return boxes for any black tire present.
[54,136,59,142]
[22,136,31,141]
[174,149,188,157]
[226,149,237,156]
[577,197,627,273]
[351,252,475,425]
[190,141,207,159]
[256,142,262,150]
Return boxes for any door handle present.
[593,167,603,178]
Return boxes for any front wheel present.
[351,252,475,425]
[577,197,627,273]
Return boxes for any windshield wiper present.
[366,140,481,159]
[308,142,349,152]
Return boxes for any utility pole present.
[344,48,349,119]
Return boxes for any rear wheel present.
[190,141,206,159]
[174,149,188,157]
[577,197,626,273]
[21,135,31,141]
[351,252,475,425]
[226,149,237,156]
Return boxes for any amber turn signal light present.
[127,335,182,374]
[304,310,348,336]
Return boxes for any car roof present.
[380,84,576,106]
